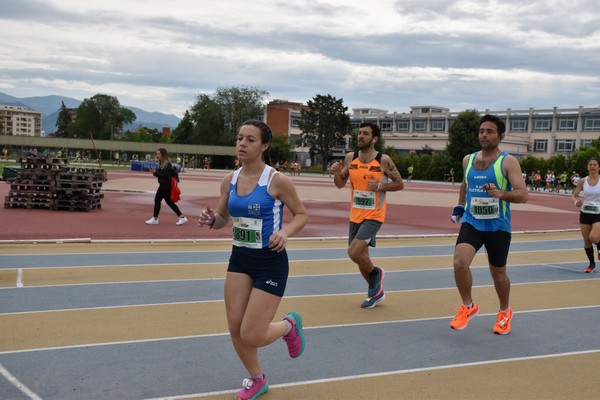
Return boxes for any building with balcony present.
[0,105,42,136]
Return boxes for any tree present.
[122,127,161,142]
[171,111,196,144]
[213,86,268,143]
[270,135,292,165]
[72,94,136,140]
[446,109,481,164]
[188,95,226,145]
[547,154,569,176]
[298,94,352,169]
[55,101,73,137]
[520,155,547,177]
[571,146,600,176]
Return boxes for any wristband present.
[451,205,465,224]
[452,205,465,216]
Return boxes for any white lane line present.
[16,268,23,288]
[0,238,582,258]
[2,305,598,355]
[1,260,595,291]
[1,277,598,314]
[143,349,600,400]
[0,363,43,400]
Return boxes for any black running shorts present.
[456,222,511,267]
[579,212,600,225]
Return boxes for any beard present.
[358,138,375,150]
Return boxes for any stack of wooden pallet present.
[4,158,105,211]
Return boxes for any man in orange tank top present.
[331,122,404,308]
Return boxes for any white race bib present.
[582,201,600,214]
[232,217,263,249]
[470,197,500,219]
[353,190,376,210]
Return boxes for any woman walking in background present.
[146,148,188,226]
[572,157,600,273]
[199,120,308,400]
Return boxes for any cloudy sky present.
[1,0,599,117]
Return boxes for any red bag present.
[170,177,181,203]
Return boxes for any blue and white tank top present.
[581,176,600,214]
[462,151,512,233]
[228,165,283,248]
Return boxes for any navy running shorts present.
[228,245,289,297]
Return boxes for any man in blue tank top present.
[449,114,528,335]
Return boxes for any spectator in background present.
[534,170,542,191]
[447,167,455,184]
[572,171,581,190]
[146,148,188,226]
[545,170,554,192]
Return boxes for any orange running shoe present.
[493,308,513,335]
[585,264,595,273]
[450,303,479,330]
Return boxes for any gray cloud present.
[0,0,598,117]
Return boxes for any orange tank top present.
[348,152,387,223]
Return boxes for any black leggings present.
[153,185,182,218]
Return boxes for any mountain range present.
[0,92,181,134]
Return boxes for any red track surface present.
[1,169,580,241]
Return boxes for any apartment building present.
[0,104,42,136]
[265,100,600,159]
[350,105,600,158]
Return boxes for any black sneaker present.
[367,267,385,297]
[361,291,385,309]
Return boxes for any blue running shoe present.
[361,291,385,309]
[367,267,385,298]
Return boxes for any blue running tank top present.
[228,165,283,248]
[462,151,512,233]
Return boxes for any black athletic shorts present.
[227,245,288,297]
[456,222,511,267]
[579,212,600,225]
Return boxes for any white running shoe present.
[176,216,188,226]
[145,217,159,225]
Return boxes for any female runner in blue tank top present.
[199,120,308,400]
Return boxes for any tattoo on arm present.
[387,160,399,181]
